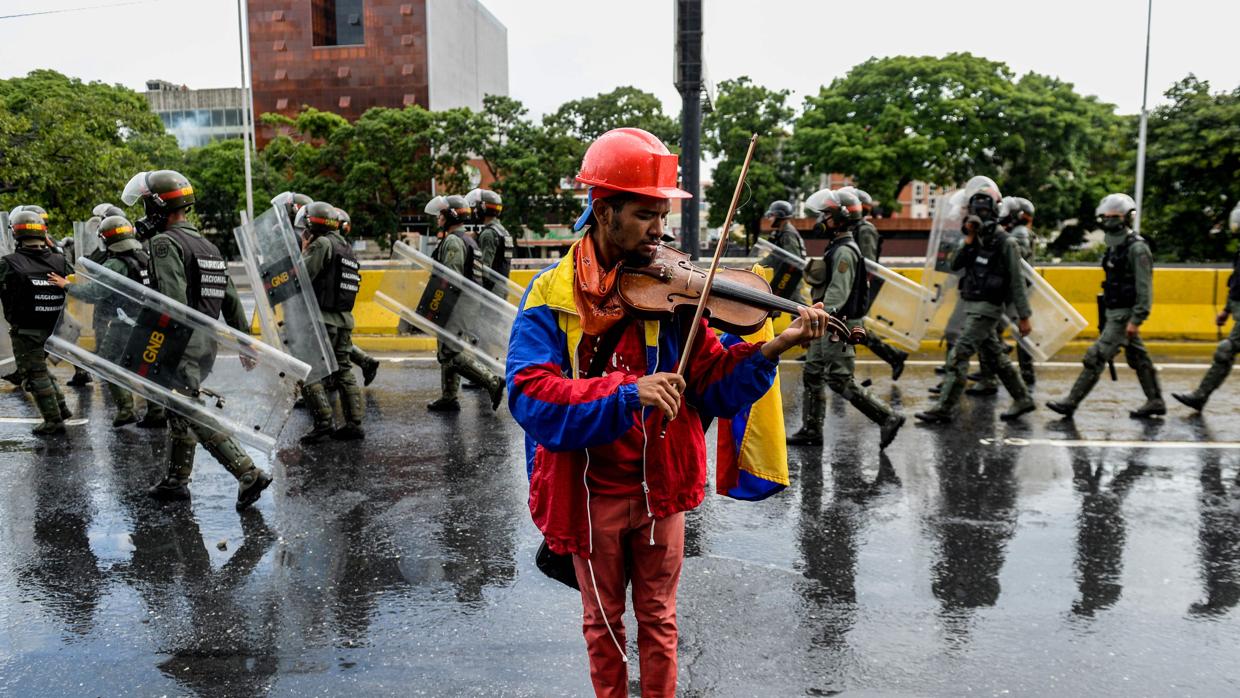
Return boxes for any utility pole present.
[675,0,702,259]
[1134,0,1153,233]
[237,0,255,222]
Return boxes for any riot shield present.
[915,190,967,341]
[0,211,13,256]
[752,238,807,302]
[374,241,516,375]
[234,206,338,385]
[753,238,930,351]
[72,219,104,264]
[45,258,311,452]
[1004,261,1088,362]
[474,261,526,305]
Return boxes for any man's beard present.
[607,218,657,267]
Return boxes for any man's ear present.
[593,199,612,230]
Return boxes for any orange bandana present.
[573,232,627,336]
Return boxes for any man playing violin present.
[506,127,829,697]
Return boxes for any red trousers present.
[573,496,685,698]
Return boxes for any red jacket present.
[506,252,779,558]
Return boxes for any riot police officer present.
[466,188,513,299]
[788,188,905,449]
[299,201,365,442]
[915,176,1035,424]
[49,215,167,428]
[841,186,909,380]
[124,169,272,509]
[424,194,504,412]
[757,199,807,303]
[1001,196,1037,386]
[1172,201,1240,411]
[335,208,381,386]
[1048,193,1164,419]
[0,210,71,434]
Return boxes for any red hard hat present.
[575,128,691,200]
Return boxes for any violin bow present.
[663,133,759,436]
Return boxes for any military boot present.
[1130,362,1166,419]
[995,361,1036,421]
[108,382,138,427]
[915,371,965,424]
[30,383,65,436]
[450,354,505,411]
[137,401,168,429]
[361,357,380,387]
[148,438,196,500]
[787,388,825,445]
[868,337,909,381]
[965,377,999,397]
[300,382,336,443]
[1,370,23,387]
[1047,364,1103,418]
[332,383,366,441]
[934,342,953,375]
[846,385,904,449]
[201,432,272,511]
[428,366,461,412]
[1172,353,1232,412]
[67,367,92,387]
[1018,347,1036,386]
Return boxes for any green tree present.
[181,138,283,255]
[703,77,798,242]
[544,86,679,147]
[0,70,180,229]
[1140,76,1240,261]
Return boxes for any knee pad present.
[1082,346,1106,371]
[825,375,849,396]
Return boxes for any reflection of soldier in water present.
[926,430,1019,638]
[108,437,278,695]
[434,427,518,606]
[797,449,900,651]
[17,442,105,637]
[1189,423,1240,618]
[1065,421,1148,618]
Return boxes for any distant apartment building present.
[247,0,508,145]
[144,80,250,149]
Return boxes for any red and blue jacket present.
[506,243,779,558]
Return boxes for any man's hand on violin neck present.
[763,303,831,359]
[637,373,687,422]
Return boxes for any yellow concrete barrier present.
[328,265,1233,351]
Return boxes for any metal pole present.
[1133,0,1153,233]
[675,0,702,260]
[237,0,254,222]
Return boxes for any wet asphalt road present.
[0,355,1238,697]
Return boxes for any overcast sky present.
[3,0,1238,120]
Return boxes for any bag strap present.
[585,316,634,379]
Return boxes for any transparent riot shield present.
[234,206,338,385]
[374,241,516,375]
[72,219,104,264]
[474,261,526,305]
[0,211,13,256]
[753,238,930,351]
[751,238,808,302]
[916,190,967,342]
[45,258,311,452]
[1005,261,1088,362]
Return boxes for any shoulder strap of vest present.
[585,316,635,379]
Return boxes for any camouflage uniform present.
[429,229,504,409]
[301,229,365,440]
[0,242,70,433]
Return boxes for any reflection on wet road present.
[0,359,1236,695]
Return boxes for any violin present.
[619,244,857,340]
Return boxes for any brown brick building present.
[247,0,507,145]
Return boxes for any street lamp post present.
[1133,0,1153,233]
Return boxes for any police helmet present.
[9,210,50,241]
[425,195,472,227]
[303,201,342,236]
[764,200,794,220]
[99,215,137,244]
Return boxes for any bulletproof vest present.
[312,233,361,313]
[432,230,478,283]
[156,226,228,319]
[821,235,869,319]
[1101,234,1143,309]
[108,249,153,288]
[959,230,1012,305]
[481,222,513,277]
[1229,249,1240,302]
[2,248,68,329]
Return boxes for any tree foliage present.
[1140,76,1240,261]
[703,77,798,240]
[0,70,180,230]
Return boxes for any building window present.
[312,0,365,47]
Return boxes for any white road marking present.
[374,356,1215,369]
[0,418,89,426]
[981,436,1240,450]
